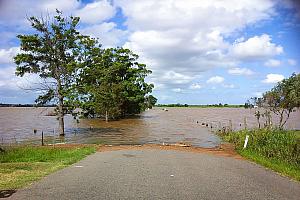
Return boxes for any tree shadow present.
[0,190,16,198]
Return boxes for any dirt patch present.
[5,143,241,159]
[96,143,243,160]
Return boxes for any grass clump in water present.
[0,145,96,189]
[221,129,300,181]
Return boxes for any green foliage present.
[222,129,300,166]
[14,10,90,103]
[239,150,300,181]
[249,73,300,129]
[14,10,156,124]
[79,47,154,119]
[14,10,96,135]
[145,95,157,109]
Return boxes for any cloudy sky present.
[0,0,299,104]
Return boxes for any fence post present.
[42,131,44,146]
[229,120,232,132]
[244,117,247,130]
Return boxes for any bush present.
[222,129,300,166]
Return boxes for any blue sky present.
[0,0,299,104]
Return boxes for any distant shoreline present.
[0,104,55,107]
[155,104,244,108]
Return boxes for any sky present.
[0,0,299,105]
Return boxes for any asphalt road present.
[8,149,300,200]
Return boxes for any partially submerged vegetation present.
[220,73,300,181]
[0,145,95,189]
[14,10,156,136]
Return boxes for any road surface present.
[8,149,300,200]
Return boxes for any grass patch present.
[0,145,96,189]
[239,149,300,181]
[221,128,300,181]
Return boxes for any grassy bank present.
[220,129,300,181]
[0,145,96,189]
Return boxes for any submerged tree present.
[14,10,93,136]
[250,73,300,129]
[79,47,154,120]
[263,73,300,129]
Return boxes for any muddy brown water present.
[0,107,299,147]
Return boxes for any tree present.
[263,73,300,129]
[145,95,157,109]
[14,10,93,136]
[79,47,154,120]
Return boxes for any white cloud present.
[264,59,281,67]
[228,67,254,76]
[0,0,116,26]
[231,34,283,60]
[0,47,19,64]
[75,0,116,24]
[189,83,202,89]
[262,74,284,84]
[0,67,27,90]
[287,59,297,66]
[222,84,235,88]
[80,22,127,47]
[160,71,194,85]
[207,76,224,84]
[116,0,275,32]
[117,0,276,90]
[0,0,80,26]
[172,88,183,93]
[40,0,80,12]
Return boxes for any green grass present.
[221,128,300,181]
[0,145,96,189]
[239,149,300,181]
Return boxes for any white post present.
[243,135,249,149]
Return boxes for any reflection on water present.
[0,107,299,147]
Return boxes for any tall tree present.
[263,73,300,129]
[80,47,154,120]
[14,10,93,136]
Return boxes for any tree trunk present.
[57,78,65,136]
[58,95,65,136]
[105,110,108,122]
[279,110,284,129]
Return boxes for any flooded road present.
[0,107,299,147]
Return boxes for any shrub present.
[222,129,300,166]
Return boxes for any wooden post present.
[229,120,232,132]
[53,129,55,147]
[244,117,247,130]
[42,131,44,146]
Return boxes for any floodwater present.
[0,107,299,147]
